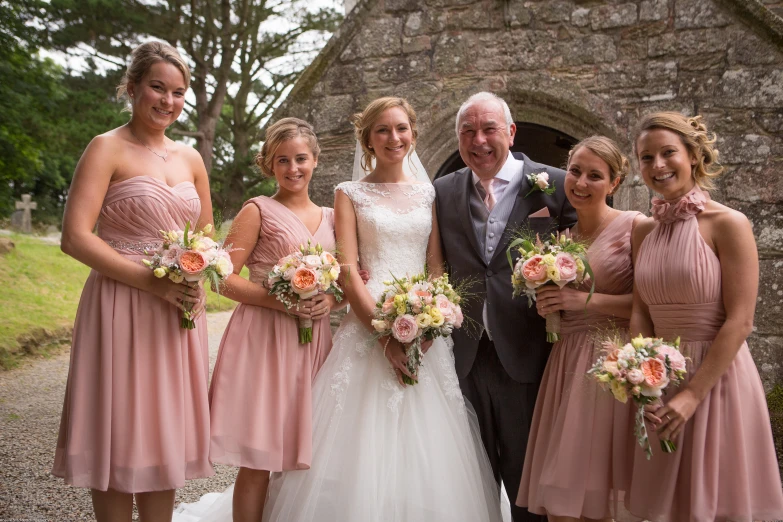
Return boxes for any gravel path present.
[0,311,237,521]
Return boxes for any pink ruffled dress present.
[53,177,213,493]
[517,211,639,518]
[208,196,335,471]
[627,186,783,522]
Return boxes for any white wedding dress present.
[175,181,505,522]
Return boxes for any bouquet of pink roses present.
[507,231,593,342]
[588,334,688,459]
[143,222,234,329]
[267,241,343,344]
[371,273,464,385]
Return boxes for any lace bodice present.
[336,181,435,300]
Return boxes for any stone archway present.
[433,122,577,180]
[415,78,650,212]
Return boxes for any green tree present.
[41,0,342,217]
[0,1,128,222]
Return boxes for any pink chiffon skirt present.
[53,270,213,492]
[208,303,331,471]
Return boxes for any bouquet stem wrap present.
[181,301,196,330]
[545,311,561,343]
[403,337,423,386]
[660,437,677,453]
[298,317,313,344]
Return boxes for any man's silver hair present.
[455,92,514,136]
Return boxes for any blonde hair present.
[633,112,723,190]
[254,117,321,178]
[568,136,630,189]
[353,97,418,172]
[116,41,191,106]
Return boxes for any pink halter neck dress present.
[626,186,783,522]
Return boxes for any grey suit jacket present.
[434,153,577,383]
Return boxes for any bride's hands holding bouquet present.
[382,337,414,386]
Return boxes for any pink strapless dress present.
[52,177,213,493]
[627,186,783,522]
[208,197,335,471]
[517,211,639,518]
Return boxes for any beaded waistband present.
[105,239,162,254]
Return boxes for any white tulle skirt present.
[175,312,505,522]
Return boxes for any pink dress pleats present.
[517,211,639,518]
[208,196,335,471]
[52,177,213,493]
[627,186,783,522]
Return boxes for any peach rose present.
[640,357,670,397]
[554,253,577,285]
[292,267,319,299]
[320,251,336,265]
[382,297,395,314]
[414,290,433,305]
[521,255,547,283]
[392,314,418,344]
[179,250,207,281]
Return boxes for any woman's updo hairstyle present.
[353,97,418,172]
[254,117,321,178]
[567,136,630,191]
[116,41,191,108]
[633,112,723,190]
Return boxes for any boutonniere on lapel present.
[524,171,556,198]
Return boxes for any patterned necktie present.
[479,178,496,212]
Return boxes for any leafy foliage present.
[34,0,343,218]
[0,2,127,222]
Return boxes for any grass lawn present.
[0,234,245,368]
[0,235,90,367]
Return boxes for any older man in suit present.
[433,92,577,521]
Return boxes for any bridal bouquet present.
[588,334,688,459]
[507,231,592,342]
[143,222,234,329]
[267,241,343,344]
[371,273,464,385]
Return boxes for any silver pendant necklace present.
[129,127,168,162]
[575,208,612,244]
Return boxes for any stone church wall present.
[274,0,783,393]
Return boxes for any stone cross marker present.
[15,194,37,234]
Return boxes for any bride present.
[177,97,504,522]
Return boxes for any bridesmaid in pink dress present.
[207,118,346,522]
[628,112,783,521]
[53,42,214,521]
[517,137,642,521]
